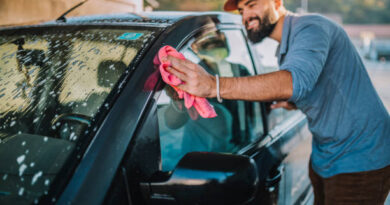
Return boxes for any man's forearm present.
[217,70,293,101]
[164,55,293,101]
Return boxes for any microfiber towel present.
[154,45,217,118]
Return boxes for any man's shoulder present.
[291,13,332,25]
[290,13,338,33]
[290,14,341,36]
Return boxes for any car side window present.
[253,39,299,130]
[156,29,264,171]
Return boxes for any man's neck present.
[269,12,287,43]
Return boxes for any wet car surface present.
[0,12,313,204]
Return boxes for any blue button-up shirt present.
[278,13,390,178]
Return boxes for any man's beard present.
[246,16,277,43]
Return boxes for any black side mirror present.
[141,152,258,205]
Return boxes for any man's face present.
[237,0,278,43]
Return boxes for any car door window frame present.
[154,25,268,171]
[217,25,269,146]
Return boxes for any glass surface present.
[157,29,264,171]
[267,107,301,130]
[0,27,156,204]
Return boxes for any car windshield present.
[0,26,157,204]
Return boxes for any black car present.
[0,11,313,205]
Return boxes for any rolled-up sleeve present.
[280,23,330,102]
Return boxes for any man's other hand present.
[270,101,297,110]
[164,55,216,98]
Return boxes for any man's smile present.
[247,20,259,30]
[245,17,261,30]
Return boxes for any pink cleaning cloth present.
[154,45,217,118]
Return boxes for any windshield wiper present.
[56,0,89,23]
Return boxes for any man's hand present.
[270,101,297,110]
[164,55,216,98]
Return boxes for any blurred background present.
[0,0,389,111]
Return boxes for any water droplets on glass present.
[0,28,157,203]
[31,171,43,185]
[69,132,77,141]
[18,187,24,196]
[44,179,50,186]
[10,121,16,127]
[16,155,25,164]
[33,117,39,123]
[19,164,27,176]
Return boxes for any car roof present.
[57,11,242,26]
[0,11,242,32]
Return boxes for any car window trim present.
[238,111,307,156]
[163,25,269,156]
[176,24,217,50]
[217,28,269,154]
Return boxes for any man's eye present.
[248,3,256,8]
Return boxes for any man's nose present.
[241,10,254,24]
[241,11,250,25]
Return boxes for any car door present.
[152,24,313,205]
[155,26,265,172]
[248,104,312,205]
[114,19,312,204]
[246,37,314,204]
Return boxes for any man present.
[164,0,390,204]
